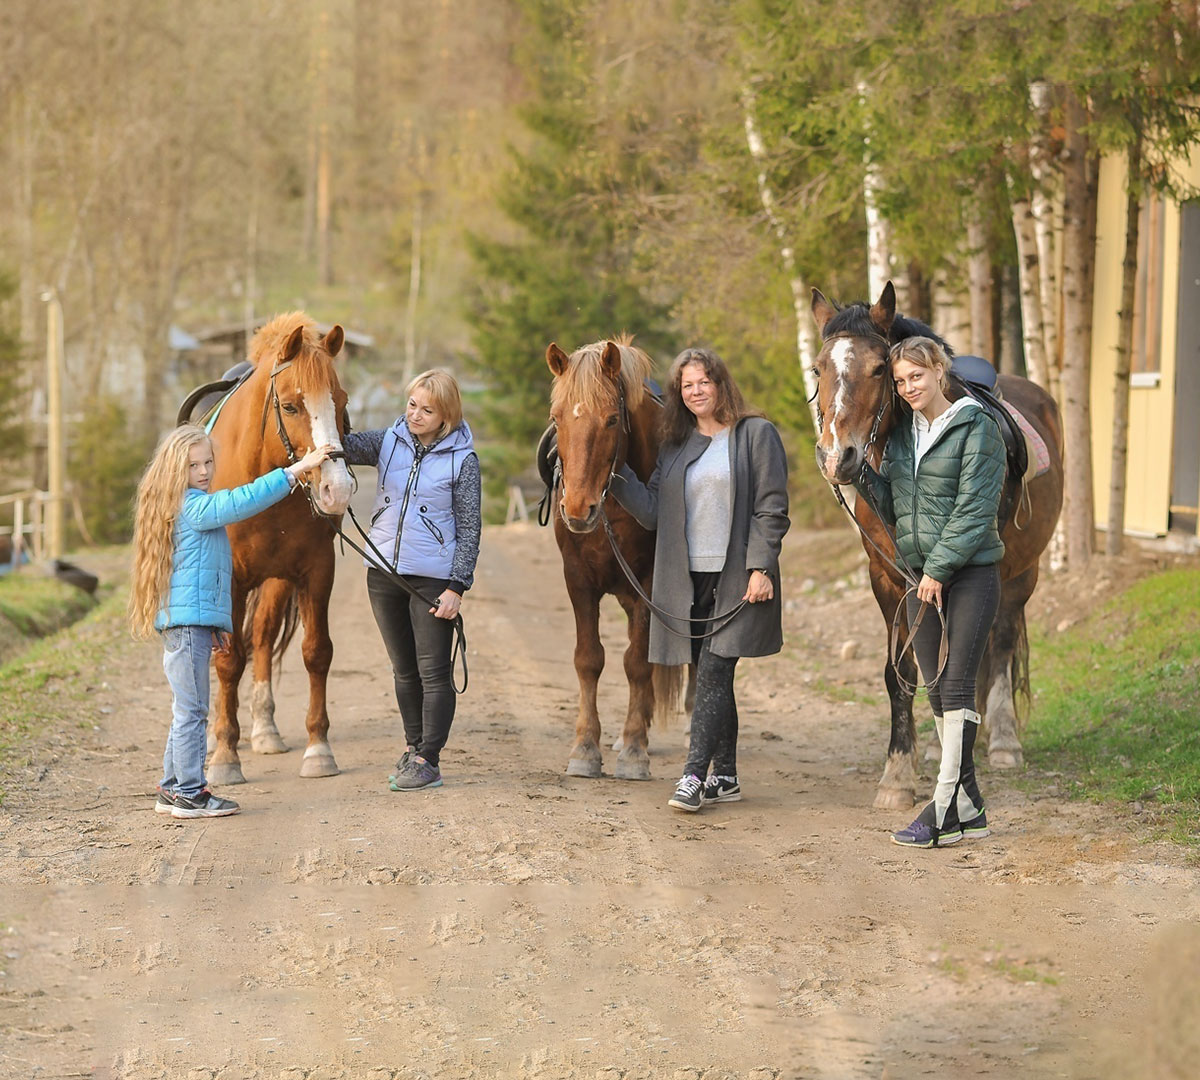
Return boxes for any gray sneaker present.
[171,790,240,819]
[389,757,443,791]
[387,746,417,784]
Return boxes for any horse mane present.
[550,334,652,413]
[823,300,956,357]
[248,311,338,390]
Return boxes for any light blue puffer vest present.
[365,420,475,578]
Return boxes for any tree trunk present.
[1107,138,1142,556]
[1059,89,1099,568]
[1028,80,1061,403]
[401,197,423,387]
[1008,157,1052,389]
[742,88,819,433]
[966,199,993,358]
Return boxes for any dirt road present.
[1,519,1197,1079]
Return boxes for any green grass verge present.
[0,588,132,805]
[0,574,96,637]
[1025,567,1200,844]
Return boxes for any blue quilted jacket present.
[154,469,293,632]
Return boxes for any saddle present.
[948,355,1031,528]
[176,361,254,428]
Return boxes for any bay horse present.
[203,312,354,784]
[810,282,1064,810]
[544,337,681,780]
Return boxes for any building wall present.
[1089,151,1200,536]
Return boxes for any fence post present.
[12,496,24,569]
[506,485,529,524]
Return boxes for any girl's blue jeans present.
[160,625,213,799]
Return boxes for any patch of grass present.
[0,574,95,638]
[808,675,883,707]
[0,588,132,804]
[1026,568,1200,845]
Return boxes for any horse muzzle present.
[815,442,862,486]
[312,459,353,514]
[559,498,601,534]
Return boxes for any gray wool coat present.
[612,416,790,666]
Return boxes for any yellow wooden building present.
[1090,152,1200,542]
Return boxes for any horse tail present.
[652,663,687,727]
[241,583,302,674]
[1011,607,1030,729]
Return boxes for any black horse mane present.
[823,300,955,357]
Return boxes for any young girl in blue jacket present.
[129,424,331,819]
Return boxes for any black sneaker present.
[960,810,990,839]
[388,747,417,784]
[171,790,241,819]
[154,788,177,816]
[667,774,704,812]
[703,775,742,803]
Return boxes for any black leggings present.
[683,571,739,779]
[367,569,456,767]
[906,563,1001,715]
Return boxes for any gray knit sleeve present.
[342,429,386,467]
[448,453,482,592]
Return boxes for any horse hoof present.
[873,786,915,811]
[300,751,339,778]
[251,732,289,755]
[208,761,246,786]
[566,757,602,779]
[989,748,1023,770]
[613,759,651,781]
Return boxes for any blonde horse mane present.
[248,311,337,391]
[550,335,652,413]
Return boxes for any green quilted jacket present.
[857,402,1006,582]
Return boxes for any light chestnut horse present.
[204,312,354,784]
[545,338,682,779]
[810,283,1064,810]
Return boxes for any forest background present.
[2,0,1199,569]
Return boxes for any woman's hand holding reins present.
[916,573,944,611]
[296,444,336,472]
[431,589,462,620]
[743,569,773,604]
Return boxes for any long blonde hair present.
[128,424,211,638]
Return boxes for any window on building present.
[1131,192,1165,375]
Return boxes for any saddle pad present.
[1001,401,1050,478]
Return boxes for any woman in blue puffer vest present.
[343,369,481,792]
[129,424,331,819]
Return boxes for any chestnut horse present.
[544,338,680,779]
[204,312,354,784]
[810,283,1064,810]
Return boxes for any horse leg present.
[871,572,920,811]
[209,582,248,786]
[565,582,604,778]
[249,577,292,755]
[296,558,339,778]
[613,592,653,781]
[983,565,1036,769]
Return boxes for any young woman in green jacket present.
[857,337,1007,848]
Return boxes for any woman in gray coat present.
[612,348,789,812]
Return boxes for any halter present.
[260,356,351,520]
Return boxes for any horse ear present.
[600,340,623,379]
[282,325,305,363]
[546,342,570,376]
[323,325,345,358]
[811,288,837,335]
[869,281,897,334]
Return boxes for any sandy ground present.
[1,512,1198,1080]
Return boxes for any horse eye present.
[282,403,299,415]
[605,414,619,428]
[871,364,887,378]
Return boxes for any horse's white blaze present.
[573,402,584,418]
[306,390,352,512]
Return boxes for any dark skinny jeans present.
[905,562,1001,715]
[367,568,456,767]
[683,570,740,780]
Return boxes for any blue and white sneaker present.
[959,811,990,839]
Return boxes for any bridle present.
[260,356,351,521]
[815,332,948,691]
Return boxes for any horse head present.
[546,338,636,534]
[255,315,354,516]
[809,282,900,485]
